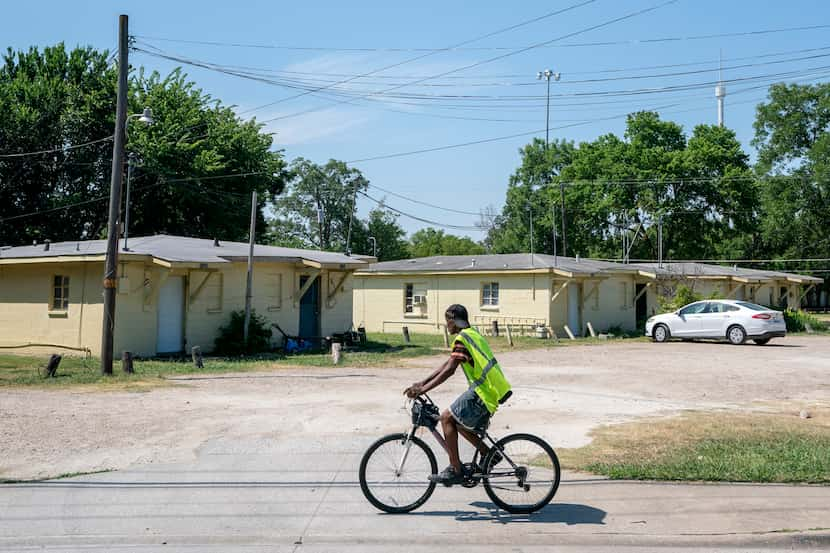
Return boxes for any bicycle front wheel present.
[482,433,560,514]
[359,433,437,513]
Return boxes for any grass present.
[0,331,630,389]
[559,406,830,483]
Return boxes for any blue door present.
[299,275,320,341]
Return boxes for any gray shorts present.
[450,388,491,432]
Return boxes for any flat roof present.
[0,234,366,269]
[356,253,633,276]
[355,255,822,283]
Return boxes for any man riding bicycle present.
[404,304,512,485]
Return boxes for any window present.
[679,302,706,316]
[404,283,414,313]
[736,301,769,311]
[482,282,499,306]
[51,275,69,310]
[267,273,282,311]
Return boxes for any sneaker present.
[429,466,464,486]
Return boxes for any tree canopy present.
[0,44,286,245]
[487,112,756,260]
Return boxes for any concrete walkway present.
[1,434,828,552]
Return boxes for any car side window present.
[679,303,706,316]
[707,302,722,314]
[724,304,740,312]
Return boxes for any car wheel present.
[753,338,771,345]
[653,324,670,343]
[727,325,747,345]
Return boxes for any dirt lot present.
[2,336,829,480]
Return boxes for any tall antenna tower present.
[715,50,726,127]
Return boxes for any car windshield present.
[736,301,770,311]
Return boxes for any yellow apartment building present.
[353,254,823,338]
[0,235,366,356]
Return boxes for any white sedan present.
[645,299,786,345]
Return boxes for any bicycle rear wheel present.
[482,433,560,514]
[359,433,437,513]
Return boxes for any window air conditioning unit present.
[412,294,427,306]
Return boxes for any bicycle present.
[359,394,561,514]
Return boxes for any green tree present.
[128,69,286,242]
[0,44,286,245]
[488,112,756,260]
[409,228,485,257]
[269,158,368,251]
[753,83,830,259]
[0,44,116,245]
[350,207,410,261]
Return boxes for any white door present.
[157,276,184,353]
[568,283,581,336]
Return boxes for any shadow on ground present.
[407,501,606,525]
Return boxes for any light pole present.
[537,69,566,256]
[536,69,560,148]
[123,108,154,252]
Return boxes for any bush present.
[657,285,703,313]
[782,309,827,333]
[214,310,273,355]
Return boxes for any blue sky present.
[3,0,829,241]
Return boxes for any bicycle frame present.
[400,396,519,479]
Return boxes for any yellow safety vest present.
[453,327,512,414]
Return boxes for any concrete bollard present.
[121,351,134,374]
[491,320,500,337]
[191,346,203,369]
[587,322,597,338]
[44,354,62,378]
[402,326,411,344]
[331,342,342,365]
[506,324,514,347]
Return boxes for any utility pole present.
[658,214,664,268]
[244,190,257,345]
[560,182,567,257]
[528,204,534,267]
[345,181,358,255]
[123,154,134,251]
[101,14,129,375]
[552,202,557,263]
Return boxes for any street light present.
[368,236,377,258]
[536,69,560,148]
[123,107,154,251]
[537,69,566,256]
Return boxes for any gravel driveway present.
[2,336,828,481]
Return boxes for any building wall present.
[0,259,357,357]
[0,261,103,354]
[353,272,639,336]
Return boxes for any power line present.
[235,0,597,116]
[0,171,274,224]
[132,23,830,53]
[130,0,597,147]
[359,190,480,231]
[344,102,679,164]
[367,183,483,216]
[0,136,113,159]
[259,0,680,124]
